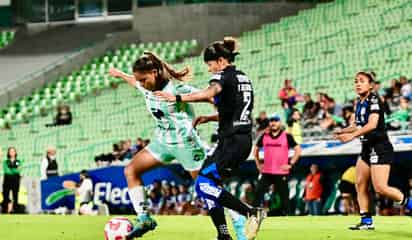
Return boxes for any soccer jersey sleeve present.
[209,73,224,87]
[286,134,298,149]
[369,94,380,114]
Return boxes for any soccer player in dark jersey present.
[335,71,412,230]
[156,37,264,240]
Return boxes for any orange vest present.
[304,172,323,201]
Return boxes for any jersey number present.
[240,92,251,121]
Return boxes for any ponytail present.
[132,51,192,82]
[203,36,240,63]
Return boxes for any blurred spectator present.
[143,139,150,148]
[302,93,317,119]
[304,164,323,215]
[386,97,410,130]
[386,80,403,107]
[2,147,22,213]
[46,105,72,127]
[119,140,132,161]
[279,79,299,118]
[176,185,192,215]
[377,195,394,216]
[40,146,59,180]
[162,186,177,215]
[400,76,412,99]
[131,138,144,155]
[148,189,163,215]
[339,166,358,215]
[95,143,122,167]
[287,109,303,144]
[77,170,98,215]
[255,111,269,136]
[253,114,302,215]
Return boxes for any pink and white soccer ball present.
[104,217,133,240]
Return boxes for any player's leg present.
[274,175,290,216]
[350,158,372,230]
[253,174,272,207]
[125,148,164,239]
[371,164,412,211]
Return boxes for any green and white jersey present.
[136,81,200,146]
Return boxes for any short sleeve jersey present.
[355,92,388,143]
[136,81,199,145]
[209,66,254,137]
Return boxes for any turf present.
[1,215,412,240]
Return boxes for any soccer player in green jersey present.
[109,52,209,238]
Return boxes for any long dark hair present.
[132,51,192,82]
[203,37,240,63]
[7,147,17,160]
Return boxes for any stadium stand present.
[1,0,412,177]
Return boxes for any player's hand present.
[154,91,176,102]
[336,133,355,143]
[108,67,123,78]
[193,116,209,128]
[280,164,292,171]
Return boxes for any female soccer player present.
[335,71,412,230]
[109,52,248,240]
[156,38,264,240]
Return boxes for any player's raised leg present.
[124,149,162,239]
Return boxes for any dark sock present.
[360,212,373,224]
[209,207,231,239]
[218,190,253,216]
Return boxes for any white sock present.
[227,209,241,222]
[128,186,146,215]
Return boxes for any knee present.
[355,178,367,191]
[373,182,387,195]
[124,163,138,180]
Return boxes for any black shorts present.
[360,140,394,165]
[339,180,356,196]
[201,133,252,179]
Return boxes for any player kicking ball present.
[108,52,249,240]
[156,37,265,240]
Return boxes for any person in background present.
[255,111,269,137]
[339,166,358,215]
[287,108,303,144]
[76,170,98,215]
[386,97,410,130]
[278,79,299,119]
[147,189,163,215]
[131,138,144,155]
[304,164,323,216]
[400,76,412,100]
[253,114,302,215]
[176,184,192,215]
[239,182,255,206]
[46,105,72,127]
[2,147,23,214]
[40,146,58,180]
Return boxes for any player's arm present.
[154,82,222,103]
[336,113,378,143]
[290,144,302,166]
[193,113,219,128]
[108,67,136,87]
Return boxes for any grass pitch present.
[1,215,411,240]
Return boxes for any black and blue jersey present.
[355,92,388,143]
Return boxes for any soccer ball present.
[104,217,133,240]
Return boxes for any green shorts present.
[146,138,207,171]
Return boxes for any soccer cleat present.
[127,214,157,239]
[232,215,247,240]
[245,208,266,240]
[348,222,375,230]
